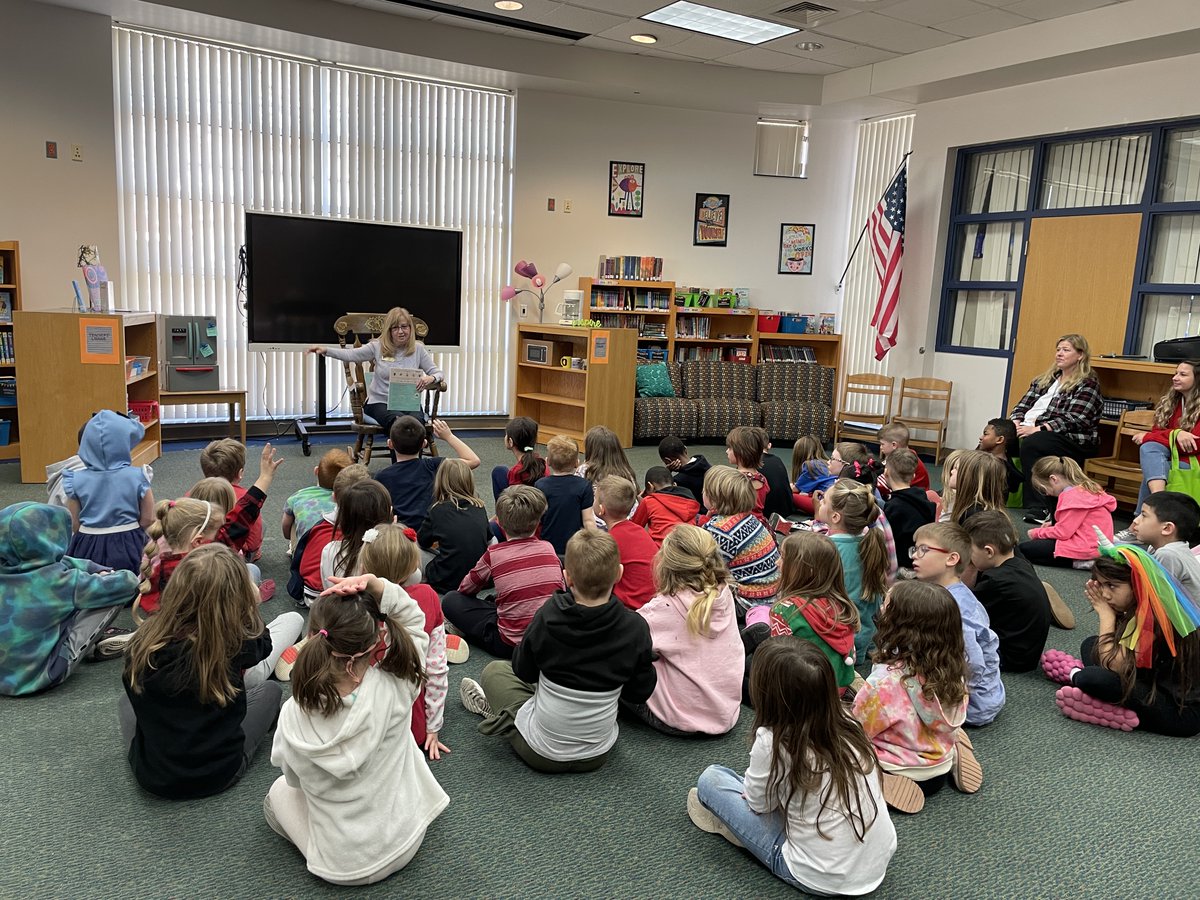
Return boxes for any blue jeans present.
[695,766,806,891]
[1137,441,1183,513]
[491,465,510,503]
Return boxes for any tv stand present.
[294,355,356,456]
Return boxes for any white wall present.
[514,91,858,316]
[0,0,119,307]
[900,51,1200,450]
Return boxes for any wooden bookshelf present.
[756,331,842,369]
[581,277,676,363]
[0,242,20,462]
[14,310,162,482]
[514,323,637,446]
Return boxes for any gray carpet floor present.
[0,433,1192,899]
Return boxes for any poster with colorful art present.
[694,194,729,246]
[609,161,644,217]
[779,223,815,274]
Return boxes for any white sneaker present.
[459,677,493,717]
[686,788,744,847]
[1112,528,1136,543]
[1072,559,1094,570]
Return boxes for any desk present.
[161,389,247,443]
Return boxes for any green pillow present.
[636,363,676,398]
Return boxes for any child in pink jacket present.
[1018,457,1115,569]
[632,525,742,736]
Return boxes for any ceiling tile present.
[430,13,514,34]
[814,11,960,52]
[352,0,439,19]
[775,57,846,74]
[564,0,663,14]
[769,32,899,66]
[1003,0,1114,17]
[593,20,695,47]
[715,46,803,70]
[664,32,752,60]
[442,0,564,17]
[938,6,1032,36]
[540,6,631,32]
[880,0,990,27]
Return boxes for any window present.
[1038,134,1150,210]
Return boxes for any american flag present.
[868,164,907,361]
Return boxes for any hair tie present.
[362,527,379,544]
[318,628,328,638]
[523,446,534,452]
[168,500,176,508]
[402,526,418,543]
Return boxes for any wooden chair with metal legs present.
[333,312,446,464]
[835,373,896,447]
[891,377,954,465]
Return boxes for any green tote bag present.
[1166,429,1200,500]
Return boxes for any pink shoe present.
[1041,649,1083,685]
[1055,686,1139,731]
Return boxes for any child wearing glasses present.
[908,522,1005,726]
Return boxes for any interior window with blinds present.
[1038,134,1150,210]
[113,27,515,422]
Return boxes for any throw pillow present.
[636,363,676,398]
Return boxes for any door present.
[1006,213,1142,412]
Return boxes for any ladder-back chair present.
[835,373,895,447]
[1084,407,1156,508]
[891,377,954,465]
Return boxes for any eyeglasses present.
[909,544,950,559]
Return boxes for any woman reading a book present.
[309,307,444,443]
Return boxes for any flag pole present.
[836,150,913,291]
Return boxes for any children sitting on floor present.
[201,438,262,562]
[753,427,796,520]
[281,447,351,554]
[288,464,370,607]
[910,522,1005,726]
[701,466,781,611]
[882,448,936,565]
[579,426,638,526]
[375,416,480,532]
[875,422,930,500]
[442,485,563,658]
[725,426,770,522]
[460,528,657,773]
[595,475,658,609]
[1128,490,1200,603]
[631,466,700,545]
[945,449,1008,528]
[417,458,490,594]
[790,435,835,516]
[490,416,545,502]
[1019,456,1115,569]
[533,435,594,555]
[978,418,1022,496]
[0,502,139,696]
[659,435,712,514]
[320,479,395,588]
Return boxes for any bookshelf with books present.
[755,331,842,370]
[673,307,759,364]
[580,277,676,362]
[0,242,21,461]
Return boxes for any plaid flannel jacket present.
[1009,372,1103,449]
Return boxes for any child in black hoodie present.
[460,529,656,773]
[882,449,935,565]
[659,436,712,514]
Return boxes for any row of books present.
[590,288,672,310]
[637,346,668,363]
[596,255,664,281]
[594,313,667,338]
[759,345,819,362]
[0,331,14,364]
[673,346,751,363]
[675,318,711,339]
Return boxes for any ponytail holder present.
[523,446,534,452]
[362,527,379,544]
[402,526,418,543]
[168,500,176,508]
[318,628,328,638]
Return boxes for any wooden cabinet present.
[14,310,161,483]
[514,323,637,447]
[0,242,21,462]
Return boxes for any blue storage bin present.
[0,377,15,407]
[0,420,11,445]
[780,314,808,334]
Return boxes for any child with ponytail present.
[321,479,396,589]
[1041,542,1200,735]
[817,480,892,661]
[633,525,742,736]
[490,416,546,502]
[1019,456,1115,568]
[360,523,459,759]
[266,574,448,885]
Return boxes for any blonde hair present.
[582,426,636,484]
[824,479,888,600]
[379,306,417,357]
[358,523,420,584]
[949,449,1007,525]
[566,529,619,599]
[199,438,245,481]
[703,465,756,516]
[653,525,731,637]
[790,435,828,482]
[776,531,860,631]
[595,475,638,519]
[138,499,220,601]
[188,476,236,513]
[939,448,968,521]
[432,457,483,507]
[333,463,371,498]
[1153,360,1200,431]
[545,435,580,473]
[878,422,910,445]
[1033,333,1093,395]
[1031,455,1104,494]
[125,544,263,706]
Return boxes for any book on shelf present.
[760,344,817,363]
[637,346,668,363]
[674,346,724,362]
[595,255,665,282]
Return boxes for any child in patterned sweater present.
[701,467,780,616]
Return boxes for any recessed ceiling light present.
[642,1,798,46]
[795,41,823,51]
[494,1,523,10]
[630,33,658,44]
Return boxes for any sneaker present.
[740,622,771,656]
[1071,559,1094,571]
[1023,510,1052,526]
[1040,649,1083,685]
[950,729,983,794]
[444,619,465,638]
[1042,581,1076,629]
[768,512,792,538]
[459,677,493,717]
[92,626,134,661]
[881,774,925,814]
[686,788,744,847]
[275,636,310,682]
[1112,528,1136,544]
[445,633,470,665]
[1054,685,1140,731]
[258,579,276,602]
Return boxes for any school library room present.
[2,0,1199,896]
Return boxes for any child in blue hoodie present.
[0,502,139,696]
[63,409,155,574]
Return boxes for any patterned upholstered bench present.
[758,361,836,441]
[682,360,761,439]
[633,361,697,440]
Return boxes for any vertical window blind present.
[113,26,515,423]
[841,114,915,399]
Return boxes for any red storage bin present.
[757,313,781,333]
[129,400,159,424]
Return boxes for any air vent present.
[774,2,837,27]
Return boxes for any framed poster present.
[78,317,119,365]
[779,223,815,274]
[608,161,644,217]
[694,194,729,246]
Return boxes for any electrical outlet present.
[564,198,573,214]
[70,144,83,162]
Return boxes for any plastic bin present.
[757,313,781,333]
[780,314,809,334]
[0,377,14,407]
[0,420,11,445]
[126,356,151,379]
[129,400,159,424]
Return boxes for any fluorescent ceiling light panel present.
[642,2,799,45]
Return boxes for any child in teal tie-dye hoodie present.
[0,502,139,696]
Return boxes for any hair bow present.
[362,527,379,544]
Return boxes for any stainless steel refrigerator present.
[158,315,221,391]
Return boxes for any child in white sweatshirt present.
[265,575,448,886]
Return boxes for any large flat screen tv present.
[245,212,463,351]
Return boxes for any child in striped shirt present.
[701,467,781,614]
